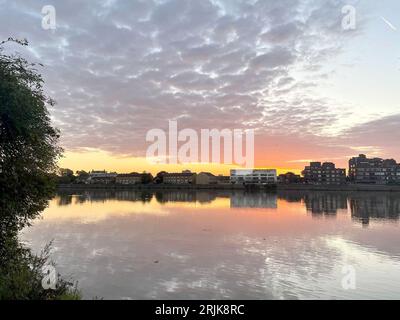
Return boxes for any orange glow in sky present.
[59,150,302,175]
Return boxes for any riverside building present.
[349,154,400,185]
[230,169,277,185]
[302,162,346,185]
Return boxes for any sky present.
[1,0,399,175]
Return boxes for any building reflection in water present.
[278,191,348,218]
[278,191,400,226]
[304,193,347,217]
[57,190,154,205]
[155,191,219,204]
[230,191,277,208]
[349,193,400,226]
[55,189,400,225]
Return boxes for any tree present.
[0,38,79,300]
[58,168,76,184]
[141,172,154,184]
[59,168,74,177]
[154,171,168,184]
[0,38,62,233]
[76,170,89,184]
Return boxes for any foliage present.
[154,171,167,184]
[75,170,89,184]
[0,38,62,232]
[141,172,154,184]
[0,238,81,300]
[0,38,80,300]
[57,168,76,184]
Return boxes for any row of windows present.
[232,175,276,178]
[117,179,141,184]
[356,173,400,176]
[305,170,345,174]
[232,178,276,181]
[305,175,345,178]
[355,168,400,172]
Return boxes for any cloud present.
[342,114,400,158]
[260,22,303,44]
[0,0,365,159]
[250,47,295,70]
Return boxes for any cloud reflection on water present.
[21,190,400,299]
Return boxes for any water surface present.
[21,190,400,299]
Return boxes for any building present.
[216,175,230,184]
[278,172,302,184]
[116,173,142,185]
[116,172,153,185]
[302,162,346,185]
[349,154,400,185]
[196,172,217,185]
[163,171,197,185]
[230,169,277,185]
[87,170,118,184]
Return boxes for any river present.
[20,189,400,300]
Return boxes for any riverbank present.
[57,184,277,191]
[278,184,400,192]
[57,183,400,192]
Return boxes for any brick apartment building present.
[163,171,197,185]
[196,172,217,185]
[349,154,400,185]
[116,173,153,185]
[302,162,346,185]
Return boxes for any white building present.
[87,170,118,184]
[230,169,277,185]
